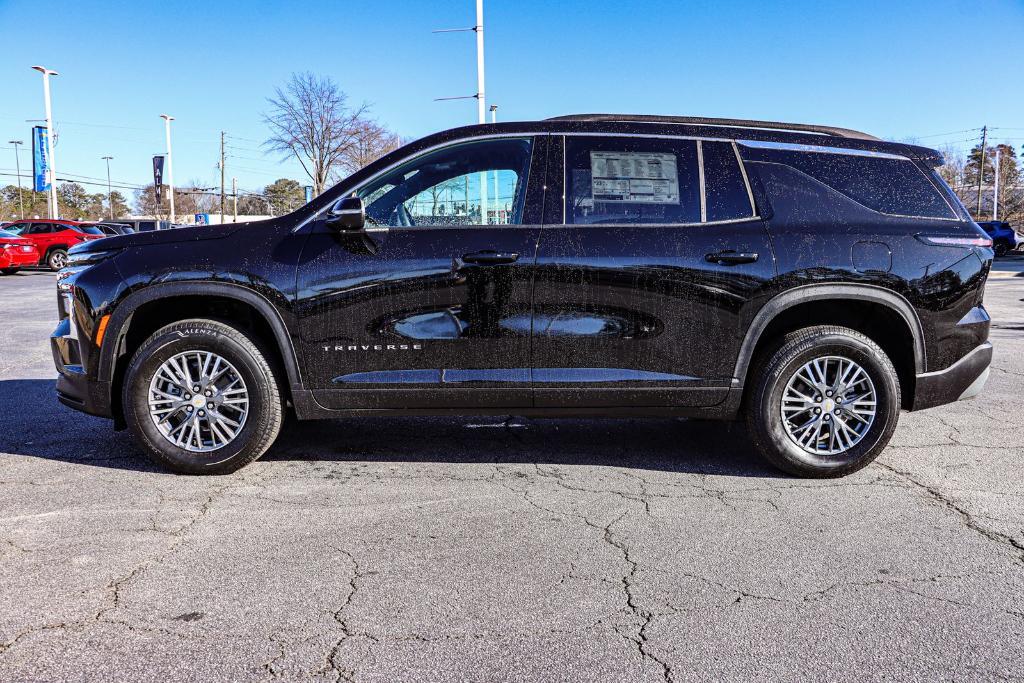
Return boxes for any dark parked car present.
[52,115,993,477]
[976,221,1020,256]
[110,219,173,232]
[85,222,136,236]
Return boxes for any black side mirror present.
[326,195,366,232]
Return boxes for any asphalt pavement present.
[0,259,1022,682]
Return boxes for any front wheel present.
[122,319,284,474]
[994,240,1009,257]
[746,325,901,478]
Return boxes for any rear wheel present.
[122,319,284,474]
[47,248,68,270]
[746,325,900,478]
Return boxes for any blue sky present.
[1,0,1022,201]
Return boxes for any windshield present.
[76,225,105,235]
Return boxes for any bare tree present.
[263,73,371,197]
[333,120,403,180]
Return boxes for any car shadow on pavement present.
[0,378,780,478]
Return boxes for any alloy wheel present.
[148,350,250,452]
[781,355,877,456]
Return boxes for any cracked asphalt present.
[1,259,1023,682]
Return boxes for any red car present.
[1,219,106,270]
[0,228,41,274]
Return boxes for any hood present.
[69,223,247,254]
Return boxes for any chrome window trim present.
[696,140,707,222]
[732,141,758,218]
[738,139,909,160]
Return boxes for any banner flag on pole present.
[153,156,165,203]
[32,126,50,193]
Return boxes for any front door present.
[295,135,546,410]
[531,134,775,408]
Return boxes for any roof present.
[545,114,880,141]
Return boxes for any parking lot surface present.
[1,261,1022,682]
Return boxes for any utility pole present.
[8,141,25,219]
[160,114,176,223]
[433,1,488,223]
[102,156,114,219]
[220,131,226,225]
[232,177,237,223]
[975,125,987,216]
[31,66,60,219]
[992,148,1001,221]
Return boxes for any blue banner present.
[32,126,50,193]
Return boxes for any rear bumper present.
[51,317,112,418]
[911,342,992,411]
[0,249,39,268]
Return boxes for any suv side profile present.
[4,219,106,269]
[52,115,994,477]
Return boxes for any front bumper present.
[51,316,112,418]
[912,342,992,411]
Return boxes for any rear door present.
[531,134,775,408]
[295,135,547,410]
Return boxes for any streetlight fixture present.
[101,156,114,219]
[7,140,25,219]
[30,66,59,219]
[160,114,176,223]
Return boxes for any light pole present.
[8,141,25,219]
[31,66,60,219]
[160,114,176,223]
[102,156,114,219]
[490,105,499,222]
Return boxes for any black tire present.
[994,240,1009,257]
[746,325,901,478]
[122,319,284,474]
[0,268,18,275]
[47,248,68,271]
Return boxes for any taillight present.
[916,235,993,248]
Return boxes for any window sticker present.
[590,151,679,204]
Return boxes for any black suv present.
[52,115,994,477]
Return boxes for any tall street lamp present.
[102,156,114,219]
[31,66,60,219]
[8,140,25,219]
[160,114,176,223]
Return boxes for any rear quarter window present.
[740,145,955,219]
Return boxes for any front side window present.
[357,138,533,227]
[3,223,29,235]
[28,223,53,234]
[565,137,700,225]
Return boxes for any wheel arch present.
[735,285,925,406]
[99,282,301,423]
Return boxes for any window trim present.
[561,134,761,228]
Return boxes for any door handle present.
[705,250,759,266]
[461,251,520,265]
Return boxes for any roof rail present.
[544,114,880,141]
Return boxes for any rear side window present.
[565,137,701,225]
[77,225,105,235]
[741,146,955,219]
[702,141,755,222]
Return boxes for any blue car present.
[977,221,1021,257]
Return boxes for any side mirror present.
[326,196,366,231]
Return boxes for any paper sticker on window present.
[590,151,679,204]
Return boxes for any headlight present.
[65,249,120,267]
